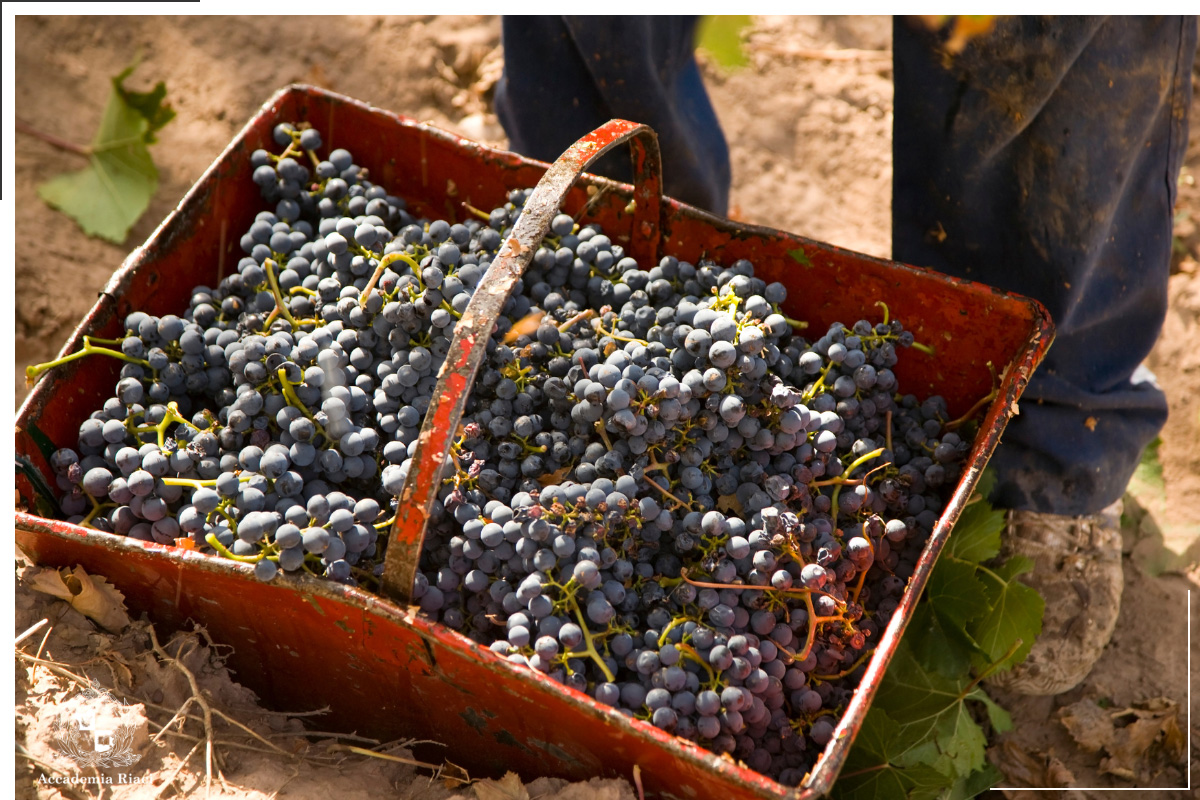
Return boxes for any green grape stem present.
[359,252,414,306]
[161,474,253,489]
[829,447,888,518]
[461,201,493,222]
[263,258,301,330]
[944,387,999,432]
[801,361,835,404]
[26,336,151,386]
[133,402,203,449]
[277,367,327,438]
[561,592,616,683]
[677,642,717,684]
[874,301,891,325]
[594,320,650,347]
[79,498,116,529]
[205,533,270,564]
[657,616,691,648]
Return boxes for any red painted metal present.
[15,85,1054,798]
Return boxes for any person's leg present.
[893,15,1196,696]
[892,15,1196,517]
[494,16,732,215]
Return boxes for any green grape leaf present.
[907,552,993,675]
[37,62,174,244]
[945,763,1004,800]
[831,707,954,800]
[872,641,989,778]
[926,556,991,628]
[967,686,1013,733]
[114,64,176,142]
[944,498,1006,563]
[968,555,1044,671]
[906,601,989,678]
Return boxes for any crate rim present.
[15,83,1056,799]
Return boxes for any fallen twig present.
[147,626,226,796]
[15,618,49,646]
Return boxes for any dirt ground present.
[12,15,1200,798]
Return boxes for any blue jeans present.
[495,16,1197,515]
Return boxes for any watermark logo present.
[49,685,143,769]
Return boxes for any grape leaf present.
[37,62,174,244]
[925,556,991,628]
[908,555,993,675]
[872,641,989,778]
[474,771,530,800]
[969,686,1013,733]
[945,763,1003,800]
[944,498,1006,563]
[906,601,988,678]
[831,707,951,800]
[968,555,1044,671]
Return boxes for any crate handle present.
[380,119,663,603]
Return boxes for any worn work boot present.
[986,500,1124,696]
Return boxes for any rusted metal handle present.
[381,120,663,603]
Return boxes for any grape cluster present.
[36,121,974,784]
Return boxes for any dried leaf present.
[716,494,744,515]
[538,464,573,486]
[1159,711,1186,763]
[474,771,529,800]
[986,740,1074,789]
[1057,700,1114,753]
[1044,754,1076,787]
[440,760,471,788]
[504,310,544,344]
[1099,699,1185,780]
[29,566,132,633]
[1101,717,1164,780]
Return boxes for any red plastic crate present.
[15,85,1052,798]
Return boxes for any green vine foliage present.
[38,61,175,244]
[833,471,1044,799]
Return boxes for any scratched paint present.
[460,708,488,733]
[529,738,584,769]
[302,595,326,616]
[493,729,535,756]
